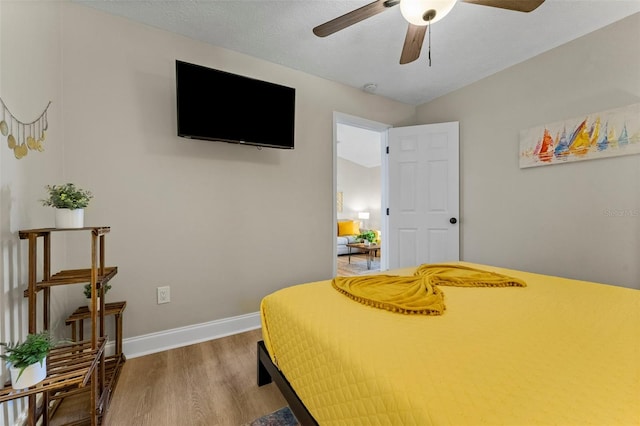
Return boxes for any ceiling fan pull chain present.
[428,15,432,67]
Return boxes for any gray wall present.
[0,1,416,347]
[416,13,640,289]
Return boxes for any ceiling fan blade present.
[313,0,397,37]
[462,0,544,13]
[400,24,427,65]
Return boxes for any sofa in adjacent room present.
[338,235,364,255]
[337,219,362,255]
[337,219,381,256]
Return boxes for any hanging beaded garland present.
[0,97,51,159]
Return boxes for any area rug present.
[337,256,381,276]
[245,406,299,426]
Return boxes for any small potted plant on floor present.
[0,331,54,389]
[41,183,93,228]
[84,283,112,311]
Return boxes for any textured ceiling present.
[74,1,640,105]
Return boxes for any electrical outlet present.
[157,286,170,304]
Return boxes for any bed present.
[257,261,640,425]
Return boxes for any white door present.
[387,122,459,269]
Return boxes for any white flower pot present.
[10,358,47,390]
[55,208,84,229]
[87,297,101,311]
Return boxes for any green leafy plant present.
[0,332,55,381]
[40,183,93,209]
[83,283,112,299]
[357,230,376,243]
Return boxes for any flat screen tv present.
[176,60,295,149]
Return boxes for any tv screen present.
[176,60,295,149]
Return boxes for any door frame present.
[333,112,391,276]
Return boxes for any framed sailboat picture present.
[519,103,640,168]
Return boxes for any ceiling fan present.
[313,0,545,65]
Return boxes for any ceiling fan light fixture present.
[400,0,457,26]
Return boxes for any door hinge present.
[386,146,389,154]
[386,208,390,215]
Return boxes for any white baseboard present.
[119,312,261,359]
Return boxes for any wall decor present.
[0,97,51,160]
[519,103,640,168]
[337,191,343,213]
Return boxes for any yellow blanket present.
[332,264,524,316]
[332,275,445,315]
[415,263,527,287]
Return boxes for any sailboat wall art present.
[519,103,640,168]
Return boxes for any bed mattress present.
[260,262,640,425]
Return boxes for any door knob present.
[449,217,457,224]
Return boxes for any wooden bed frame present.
[257,341,318,426]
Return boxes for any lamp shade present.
[358,212,370,220]
[400,0,457,26]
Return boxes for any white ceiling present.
[74,1,640,105]
[337,123,383,167]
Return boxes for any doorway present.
[332,114,460,276]
[333,112,390,276]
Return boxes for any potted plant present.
[40,183,93,228]
[357,230,376,245]
[0,331,54,389]
[83,283,112,311]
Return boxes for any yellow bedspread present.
[260,262,640,425]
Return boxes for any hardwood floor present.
[106,329,285,425]
[336,253,381,276]
[52,329,287,426]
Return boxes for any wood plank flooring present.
[336,253,381,276]
[52,329,287,426]
[105,329,286,426]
